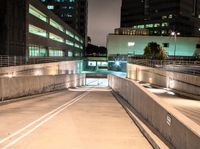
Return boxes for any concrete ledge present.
[108,75,200,149]
[127,64,200,98]
[112,91,171,149]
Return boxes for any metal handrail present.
[0,55,83,67]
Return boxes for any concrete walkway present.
[0,87,152,149]
[142,83,200,125]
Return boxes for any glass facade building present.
[121,0,200,37]
[40,0,88,44]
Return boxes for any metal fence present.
[128,58,200,75]
[128,58,200,67]
[0,55,82,67]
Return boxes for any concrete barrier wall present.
[127,64,200,97]
[108,75,200,149]
[0,60,83,76]
[0,74,85,100]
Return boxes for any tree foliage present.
[144,42,168,60]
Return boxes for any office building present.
[121,0,200,36]
[0,0,84,59]
[107,34,200,57]
[40,0,88,43]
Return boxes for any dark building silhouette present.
[121,0,200,36]
[40,0,88,42]
[0,0,26,56]
[0,0,84,58]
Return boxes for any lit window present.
[137,25,145,29]
[68,51,73,57]
[162,22,169,27]
[75,52,80,57]
[47,5,54,10]
[66,30,74,38]
[168,14,173,19]
[154,23,160,27]
[162,16,167,19]
[161,30,167,35]
[74,43,80,48]
[50,19,64,32]
[49,49,64,57]
[29,24,47,37]
[49,33,64,43]
[133,25,137,29]
[29,45,47,57]
[145,24,153,28]
[29,5,47,22]
[75,36,80,42]
[66,40,74,46]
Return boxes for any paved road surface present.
[0,85,152,149]
[142,83,200,125]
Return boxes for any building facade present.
[0,0,84,59]
[121,0,200,37]
[40,0,88,43]
[114,28,149,36]
[107,34,200,57]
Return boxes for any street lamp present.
[171,31,180,59]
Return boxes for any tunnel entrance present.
[85,73,108,87]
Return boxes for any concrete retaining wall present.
[0,74,85,100]
[0,60,83,76]
[127,64,200,98]
[108,75,200,149]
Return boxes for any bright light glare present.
[171,32,175,36]
[5,73,16,78]
[169,80,175,88]
[149,77,152,83]
[115,61,120,66]
[34,70,43,76]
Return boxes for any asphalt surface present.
[0,83,152,148]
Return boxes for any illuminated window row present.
[133,22,169,29]
[49,33,64,43]
[29,45,47,57]
[29,45,82,58]
[29,4,83,44]
[49,49,64,57]
[66,39,74,46]
[74,43,83,49]
[75,36,83,43]
[29,45,77,57]
[29,24,83,49]
[50,19,64,32]
[29,24,47,37]
[29,5,47,22]
[162,14,173,20]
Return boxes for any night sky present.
[88,0,122,47]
